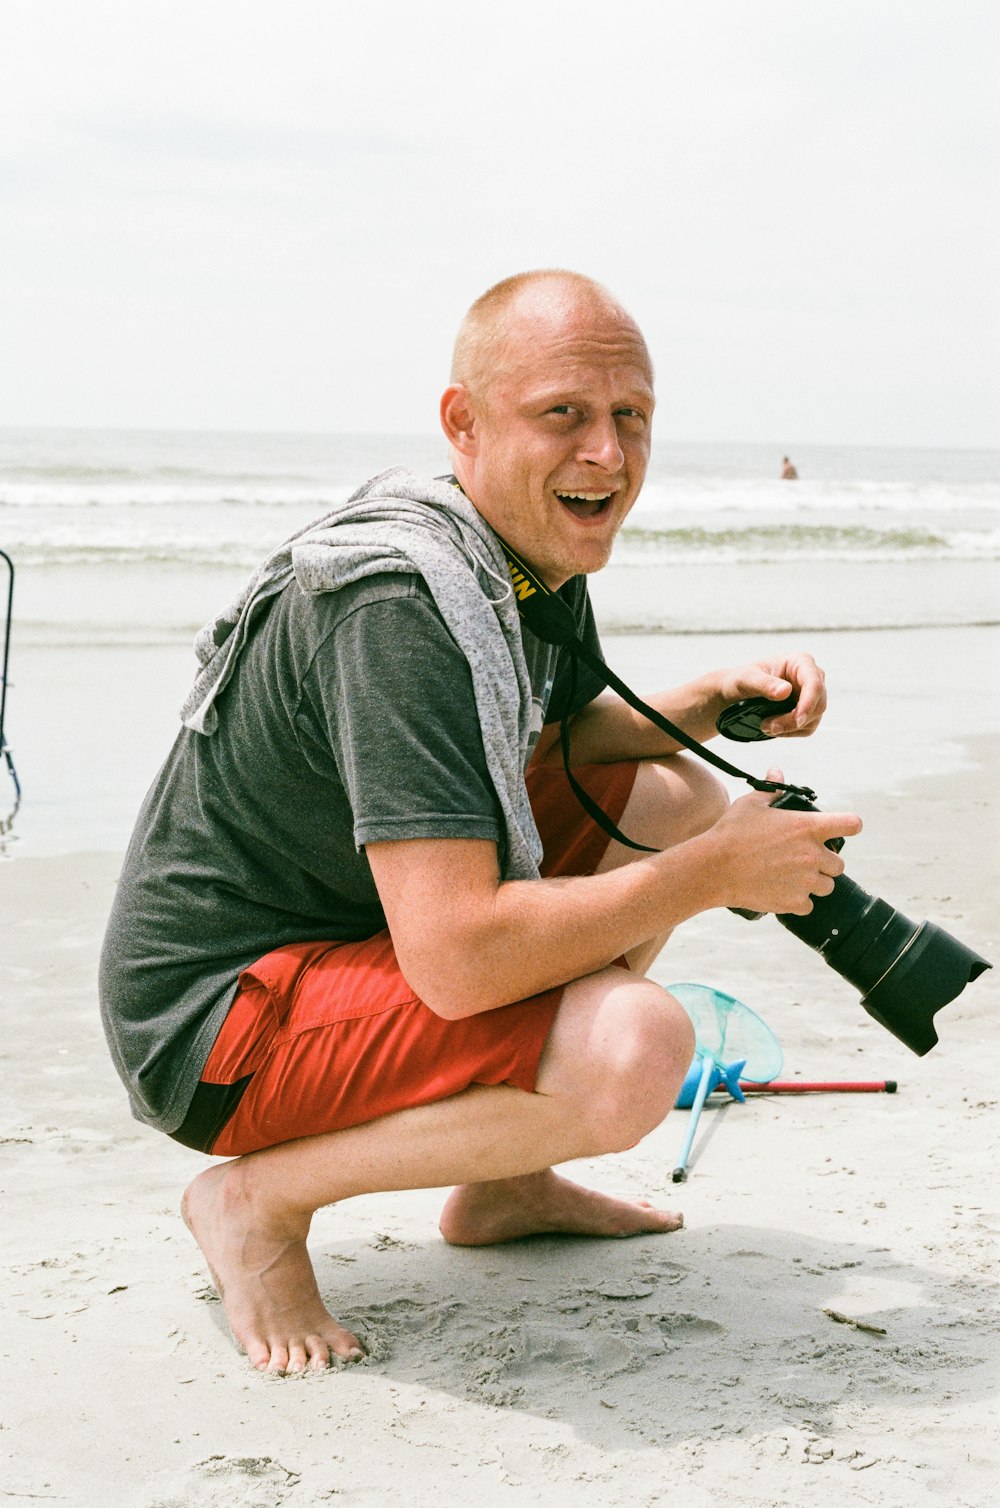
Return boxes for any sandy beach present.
[4,0,999,1492]
[2,618,998,1507]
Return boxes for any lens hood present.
[859,921,991,1056]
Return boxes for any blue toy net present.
[668,981,783,1083]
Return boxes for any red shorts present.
[172,759,638,1157]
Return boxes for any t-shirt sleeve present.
[298,583,504,851]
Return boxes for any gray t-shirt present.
[99,570,606,1132]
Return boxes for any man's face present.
[447,297,655,589]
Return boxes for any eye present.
[614,406,646,422]
[547,404,575,416]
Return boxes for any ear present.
[439,384,479,454]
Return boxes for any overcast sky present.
[2,0,998,447]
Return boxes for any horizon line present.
[0,424,998,455]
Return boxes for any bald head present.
[450,269,650,403]
[439,269,654,588]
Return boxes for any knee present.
[669,755,729,839]
[628,755,729,855]
[580,982,695,1153]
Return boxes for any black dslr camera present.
[496,536,991,1059]
[718,696,991,1057]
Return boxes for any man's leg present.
[438,754,727,1246]
[183,963,694,1374]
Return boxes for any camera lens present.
[755,793,991,1055]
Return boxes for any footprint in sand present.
[141,1453,300,1507]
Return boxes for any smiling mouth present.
[554,489,615,519]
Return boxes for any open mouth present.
[554,489,615,519]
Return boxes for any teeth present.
[556,491,613,501]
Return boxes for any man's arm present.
[536,652,829,767]
[367,781,859,1020]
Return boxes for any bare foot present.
[438,1168,683,1246]
[181,1161,365,1375]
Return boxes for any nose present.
[577,416,625,473]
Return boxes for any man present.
[781,455,799,480]
[100,269,858,1376]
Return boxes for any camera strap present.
[498,534,816,853]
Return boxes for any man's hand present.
[534,649,830,766]
[714,652,827,739]
[706,766,862,916]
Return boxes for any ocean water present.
[2,428,999,854]
[2,427,998,641]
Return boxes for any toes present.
[244,1337,272,1372]
[249,1331,365,1376]
[330,1329,366,1363]
[306,1334,332,1372]
[609,1202,684,1237]
[265,1344,290,1376]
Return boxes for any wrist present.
[679,672,728,744]
[653,826,731,918]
